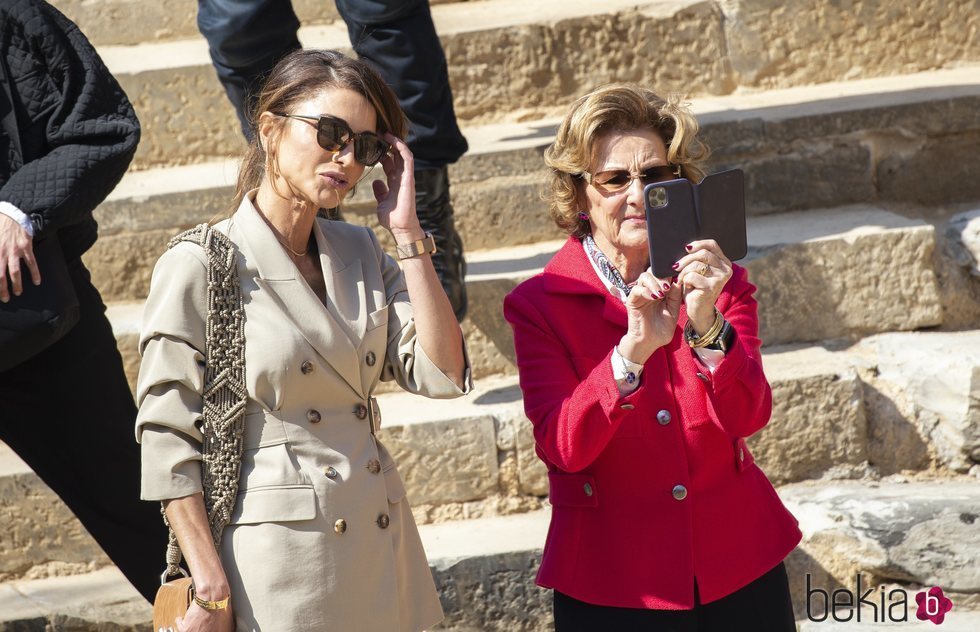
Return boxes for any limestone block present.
[854,331,980,472]
[756,346,867,485]
[745,208,942,346]
[344,172,561,251]
[878,131,980,206]
[460,319,520,381]
[377,416,500,505]
[54,0,199,46]
[83,229,173,302]
[441,1,732,123]
[0,567,150,630]
[945,209,980,279]
[95,186,234,237]
[56,0,340,46]
[939,209,980,329]
[424,511,551,631]
[721,92,980,149]
[514,416,549,497]
[735,141,874,215]
[466,277,525,367]
[432,551,551,632]
[0,449,108,579]
[120,66,247,169]
[780,481,980,593]
[860,377,933,476]
[718,0,980,90]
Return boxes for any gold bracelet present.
[193,592,231,611]
[686,309,724,349]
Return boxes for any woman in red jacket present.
[503,84,802,630]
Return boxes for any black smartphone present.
[644,169,747,278]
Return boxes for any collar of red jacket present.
[541,236,631,327]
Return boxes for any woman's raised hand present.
[674,239,733,334]
[372,133,421,238]
[619,270,682,365]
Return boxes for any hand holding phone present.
[644,168,747,278]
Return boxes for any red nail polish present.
[685,244,693,252]
[662,283,670,291]
[672,262,679,270]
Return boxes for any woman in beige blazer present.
[136,50,470,631]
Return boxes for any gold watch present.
[395,232,437,260]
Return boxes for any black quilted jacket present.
[0,0,139,260]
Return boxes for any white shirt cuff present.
[0,202,34,237]
[612,345,644,395]
[693,347,725,373]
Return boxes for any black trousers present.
[553,562,796,632]
[0,258,167,602]
[197,0,468,168]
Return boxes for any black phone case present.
[697,169,748,262]
[644,169,747,278]
[645,178,698,278]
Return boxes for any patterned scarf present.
[583,234,633,296]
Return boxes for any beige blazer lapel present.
[314,221,368,350]
[233,197,366,399]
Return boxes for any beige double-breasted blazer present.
[136,194,471,631]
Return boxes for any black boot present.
[415,166,467,321]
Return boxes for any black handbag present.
[0,233,79,372]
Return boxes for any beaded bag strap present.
[160,223,247,581]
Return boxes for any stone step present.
[464,204,949,374]
[85,67,980,304]
[7,481,977,630]
[0,444,110,584]
[99,204,946,384]
[86,0,980,169]
[431,480,980,629]
[0,567,149,631]
[57,0,461,46]
[7,329,978,581]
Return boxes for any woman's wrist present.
[618,334,654,366]
[389,223,425,243]
[687,308,716,336]
[193,578,230,602]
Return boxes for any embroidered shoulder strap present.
[161,223,247,580]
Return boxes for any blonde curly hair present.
[544,84,710,238]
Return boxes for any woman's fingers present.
[382,133,413,177]
[371,178,389,203]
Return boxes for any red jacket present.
[503,237,801,609]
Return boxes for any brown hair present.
[228,49,406,215]
[544,84,710,238]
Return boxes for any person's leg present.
[337,0,469,319]
[695,563,797,631]
[197,0,301,137]
[0,260,168,602]
[553,590,697,632]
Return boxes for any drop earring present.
[578,212,589,221]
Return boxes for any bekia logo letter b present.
[915,586,953,625]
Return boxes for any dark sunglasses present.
[583,164,682,193]
[278,114,391,166]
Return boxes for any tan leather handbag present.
[152,576,194,630]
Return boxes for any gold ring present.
[699,263,710,276]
